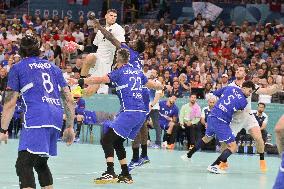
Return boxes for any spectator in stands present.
[179,93,201,150]
[0,67,7,92]
[252,103,269,143]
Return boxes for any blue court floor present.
[0,140,281,189]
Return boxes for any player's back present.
[8,57,66,130]
[211,86,247,123]
[108,64,147,112]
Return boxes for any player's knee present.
[227,142,238,153]
[15,151,36,189]
[34,160,53,187]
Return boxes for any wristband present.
[78,78,85,88]
[0,127,8,134]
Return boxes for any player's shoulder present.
[113,23,124,30]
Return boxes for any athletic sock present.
[259,153,265,161]
[107,162,114,173]
[132,147,139,162]
[187,138,206,158]
[211,149,232,166]
[121,164,129,176]
[141,144,147,158]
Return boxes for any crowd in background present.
[0,11,284,103]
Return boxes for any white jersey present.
[93,23,125,58]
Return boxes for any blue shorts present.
[103,111,146,141]
[273,154,284,189]
[19,127,60,156]
[205,116,235,144]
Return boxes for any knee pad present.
[113,139,126,160]
[15,151,36,189]
[34,157,53,187]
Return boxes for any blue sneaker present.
[128,160,139,172]
[138,156,150,166]
[150,144,160,149]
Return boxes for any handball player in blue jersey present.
[78,19,162,173]
[0,34,75,189]
[72,48,163,184]
[182,81,255,174]
[273,115,284,189]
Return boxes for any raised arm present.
[256,84,283,95]
[145,80,164,90]
[94,19,121,48]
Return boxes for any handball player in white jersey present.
[79,9,125,94]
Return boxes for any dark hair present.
[190,93,197,97]
[136,39,145,54]
[107,9,117,14]
[242,80,255,90]
[117,48,130,64]
[238,65,249,74]
[258,102,266,108]
[19,34,40,57]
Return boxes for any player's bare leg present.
[81,54,97,77]
[249,126,267,172]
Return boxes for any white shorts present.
[230,111,259,136]
[89,52,114,77]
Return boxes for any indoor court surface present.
[0,140,281,189]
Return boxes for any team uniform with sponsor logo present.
[206,86,247,144]
[8,57,67,156]
[104,64,147,140]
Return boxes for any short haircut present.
[258,102,266,108]
[107,9,117,14]
[238,65,249,74]
[242,80,255,90]
[117,48,130,64]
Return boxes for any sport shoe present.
[260,160,267,172]
[167,144,175,150]
[117,174,133,184]
[207,165,226,174]
[138,156,150,166]
[180,154,191,162]
[219,162,229,170]
[162,141,167,149]
[94,171,118,184]
[188,145,194,150]
[128,160,139,172]
[150,144,160,149]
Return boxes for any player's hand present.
[93,19,100,28]
[165,85,172,92]
[0,133,8,144]
[63,127,75,146]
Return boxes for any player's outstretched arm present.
[0,90,19,143]
[256,84,283,95]
[61,86,76,145]
[83,75,110,85]
[145,80,164,90]
[94,19,121,48]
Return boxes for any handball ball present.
[64,42,77,54]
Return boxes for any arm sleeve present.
[114,25,125,43]
[7,65,20,92]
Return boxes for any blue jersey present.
[158,100,179,128]
[122,43,150,112]
[211,86,247,123]
[108,64,148,112]
[7,57,67,130]
[75,98,85,115]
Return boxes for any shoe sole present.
[118,180,134,184]
[94,179,118,184]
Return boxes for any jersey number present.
[130,77,142,91]
[42,73,54,93]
